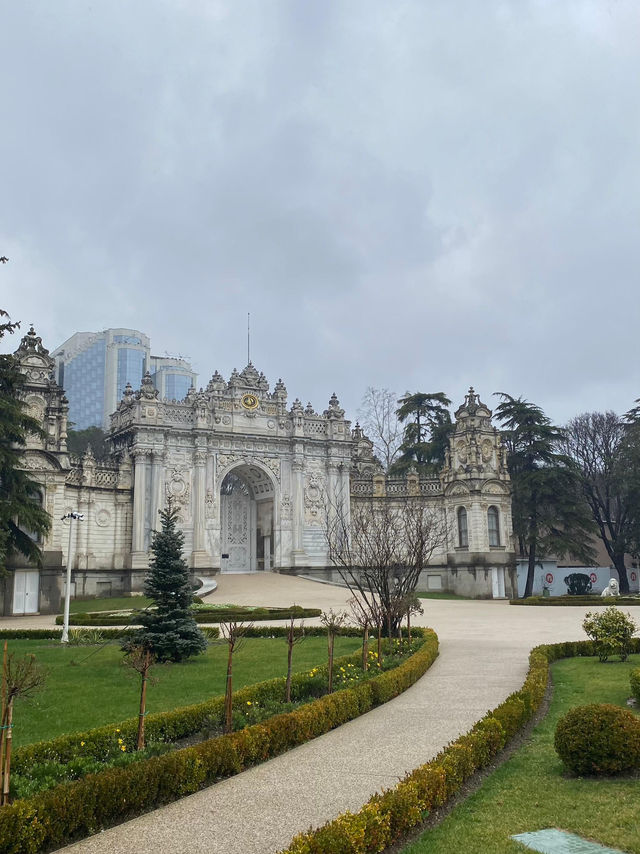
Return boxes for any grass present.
[6,635,360,747]
[69,596,153,613]
[416,591,472,600]
[403,654,640,854]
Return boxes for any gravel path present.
[8,576,636,854]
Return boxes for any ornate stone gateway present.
[220,472,253,572]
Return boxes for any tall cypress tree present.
[132,504,207,662]
[0,311,51,571]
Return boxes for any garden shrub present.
[582,606,638,662]
[564,572,592,595]
[554,703,640,776]
[630,668,640,704]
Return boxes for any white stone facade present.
[5,328,517,615]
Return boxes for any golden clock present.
[241,393,259,411]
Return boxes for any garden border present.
[276,637,640,854]
[0,628,438,853]
[510,596,640,606]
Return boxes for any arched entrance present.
[219,465,275,573]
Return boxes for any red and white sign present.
[590,573,597,583]
[545,573,554,584]
[631,572,637,582]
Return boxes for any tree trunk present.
[612,553,630,594]
[2,700,13,806]
[285,639,293,703]
[377,625,383,666]
[137,650,150,750]
[327,633,334,694]
[407,610,412,646]
[224,643,234,734]
[362,621,369,672]
[0,642,7,800]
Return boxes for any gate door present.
[13,571,39,615]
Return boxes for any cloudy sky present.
[1,1,639,426]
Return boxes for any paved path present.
[10,576,636,854]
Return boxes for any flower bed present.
[0,629,438,853]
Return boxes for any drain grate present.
[512,829,627,854]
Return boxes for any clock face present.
[241,393,259,411]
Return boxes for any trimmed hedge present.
[510,595,640,606]
[0,630,438,853]
[276,637,640,854]
[631,668,640,704]
[55,605,322,626]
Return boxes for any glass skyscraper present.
[52,329,196,430]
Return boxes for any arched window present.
[457,507,468,548]
[488,506,500,547]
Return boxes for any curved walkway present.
[15,578,633,854]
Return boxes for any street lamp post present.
[61,512,84,644]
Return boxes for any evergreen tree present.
[67,426,109,460]
[494,393,595,598]
[391,392,453,475]
[132,504,207,662]
[0,311,51,571]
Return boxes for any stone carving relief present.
[280,493,292,522]
[205,488,216,519]
[95,508,112,528]
[304,471,325,525]
[165,466,191,516]
[481,440,493,463]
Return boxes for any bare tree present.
[122,644,157,750]
[0,648,46,804]
[284,617,306,703]
[220,621,252,734]
[320,610,348,694]
[326,491,448,637]
[357,387,402,471]
[563,411,640,594]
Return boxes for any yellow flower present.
[115,728,121,733]
[120,745,126,752]
[80,741,85,747]
[247,701,252,706]
[118,738,123,744]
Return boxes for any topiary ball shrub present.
[554,703,640,776]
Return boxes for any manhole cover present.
[512,829,626,854]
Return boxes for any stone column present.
[149,451,165,538]
[191,446,210,568]
[130,448,150,569]
[290,458,307,564]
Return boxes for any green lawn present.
[403,654,640,854]
[416,591,472,600]
[8,636,360,746]
[69,596,152,613]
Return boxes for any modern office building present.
[52,329,196,430]
[148,355,195,402]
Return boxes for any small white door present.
[13,571,39,615]
[491,567,506,599]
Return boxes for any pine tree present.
[391,392,453,475]
[132,504,207,662]
[0,311,51,571]
[494,393,596,598]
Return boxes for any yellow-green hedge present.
[277,638,617,854]
[0,631,438,854]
